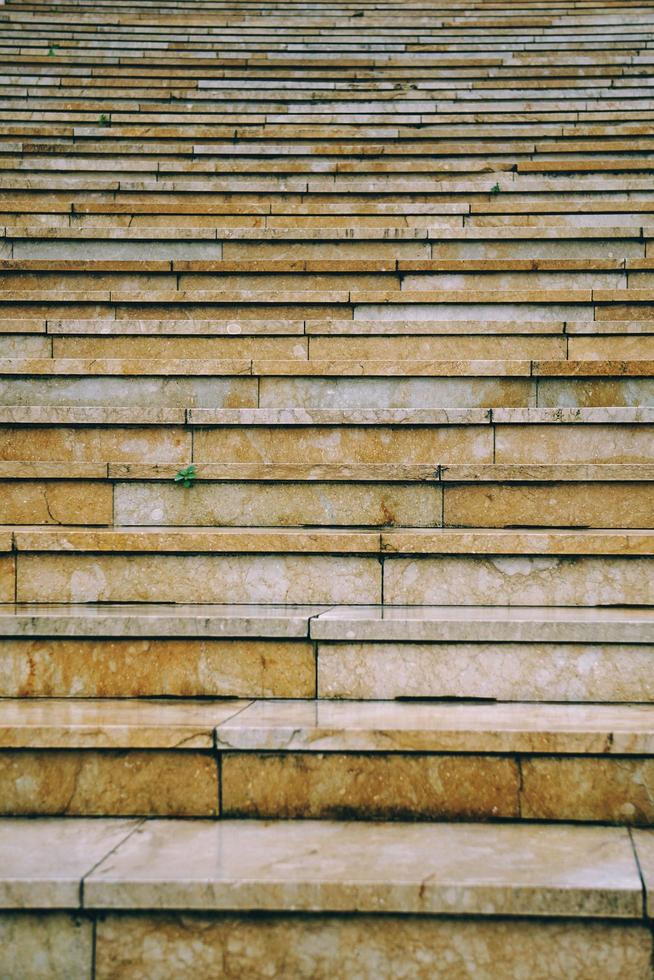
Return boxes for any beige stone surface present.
[0,556,15,602]
[85,819,642,918]
[0,376,258,410]
[0,481,112,525]
[310,605,654,644]
[0,638,315,698]
[93,914,654,980]
[110,462,440,482]
[0,602,326,639]
[0,750,219,817]
[317,642,654,702]
[0,818,136,909]
[194,425,492,465]
[537,380,654,410]
[0,407,186,425]
[53,335,308,359]
[16,554,382,604]
[521,758,654,825]
[309,335,566,360]
[14,527,381,555]
[569,336,654,359]
[0,335,50,357]
[221,752,519,820]
[0,426,191,463]
[258,377,535,409]
[217,700,654,755]
[495,424,654,464]
[382,529,654,556]
[0,912,92,980]
[0,698,249,749]
[441,464,654,483]
[383,557,654,606]
[443,483,654,529]
[115,481,441,528]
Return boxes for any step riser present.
[318,641,654,701]
[2,748,653,824]
[5,377,653,409]
[2,423,651,464]
[1,479,653,528]
[2,637,653,703]
[3,911,650,980]
[8,554,652,606]
[0,638,315,698]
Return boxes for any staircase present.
[1,0,654,976]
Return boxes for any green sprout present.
[490,182,501,195]
[98,113,110,126]
[174,464,198,488]
[48,43,59,56]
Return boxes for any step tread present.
[6,525,654,554]
[1,461,652,481]
[2,695,649,752]
[1,816,646,918]
[213,698,654,754]
[2,601,653,640]
[1,357,652,376]
[0,601,328,637]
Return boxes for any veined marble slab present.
[0,603,329,638]
[0,818,138,908]
[214,700,654,755]
[309,604,654,643]
[83,819,642,918]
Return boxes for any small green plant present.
[490,182,501,195]
[48,42,59,56]
[98,113,110,126]
[174,464,198,488]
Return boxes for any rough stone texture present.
[0,556,15,602]
[443,483,654,529]
[16,554,382,604]
[383,556,654,606]
[0,638,315,698]
[0,912,92,980]
[317,641,654,702]
[114,481,442,528]
[93,914,654,980]
[521,758,654,825]
[0,751,219,817]
[221,753,520,820]
[193,425,492,466]
[0,482,112,525]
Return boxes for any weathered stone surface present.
[93,914,653,980]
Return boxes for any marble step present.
[0,359,651,410]
[0,526,651,606]
[0,288,648,327]
[2,818,653,979]
[1,601,653,701]
[1,462,653,528]
[2,697,654,821]
[3,316,653,346]
[0,406,651,468]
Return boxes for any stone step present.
[1,697,654,821]
[3,316,652,342]
[2,817,652,978]
[0,461,652,529]
[0,406,650,467]
[0,359,652,410]
[0,525,650,606]
[1,601,652,701]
